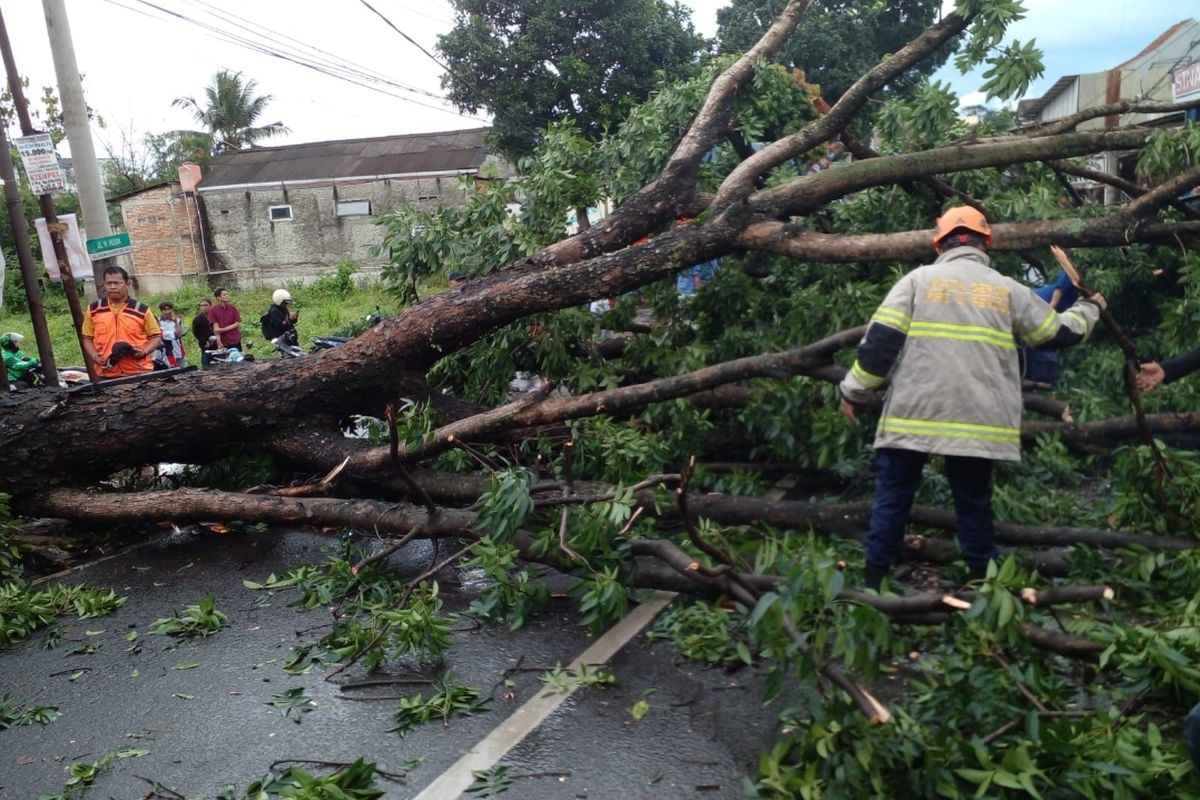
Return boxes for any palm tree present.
[173,70,289,153]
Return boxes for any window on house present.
[269,205,293,221]
[336,199,372,217]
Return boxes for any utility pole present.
[0,121,60,386]
[43,0,111,290]
[0,8,98,382]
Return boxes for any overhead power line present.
[357,0,451,74]
[355,0,547,147]
[99,0,486,122]
[182,0,441,100]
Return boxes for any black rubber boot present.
[967,563,988,583]
[864,563,889,591]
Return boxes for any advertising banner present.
[35,214,93,282]
[15,133,67,194]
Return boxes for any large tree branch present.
[1028,98,1200,138]
[30,488,477,537]
[753,127,1160,217]
[395,326,863,462]
[1120,163,1200,219]
[680,495,1195,552]
[533,0,815,267]
[1046,159,1200,220]
[738,218,1200,262]
[713,10,974,208]
[1024,411,1200,445]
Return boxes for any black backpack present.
[260,311,273,340]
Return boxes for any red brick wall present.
[118,183,205,279]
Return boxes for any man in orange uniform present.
[82,266,162,379]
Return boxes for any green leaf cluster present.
[268,687,317,724]
[0,692,60,729]
[649,601,752,665]
[150,592,228,638]
[570,565,629,634]
[390,674,486,737]
[0,582,126,646]
[475,469,536,543]
[464,537,549,629]
[38,746,149,800]
[218,758,384,800]
[539,662,618,694]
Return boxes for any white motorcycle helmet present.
[272,289,292,306]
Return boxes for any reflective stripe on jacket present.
[88,298,154,377]
[839,247,1100,461]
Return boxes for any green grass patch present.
[0,274,400,365]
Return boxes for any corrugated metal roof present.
[198,127,493,188]
[1017,75,1079,123]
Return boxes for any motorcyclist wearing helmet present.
[838,206,1108,591]
[261,288,299,343]
[1,332,40,385]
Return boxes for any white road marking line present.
[411,590,677,800]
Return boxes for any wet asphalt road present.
[0,528,776,799]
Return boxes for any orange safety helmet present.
[932,206,992,248]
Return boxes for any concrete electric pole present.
[42,0,114,290]
[0,7,98,382]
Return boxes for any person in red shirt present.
[207,288,242,349]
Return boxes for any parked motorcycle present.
[206,335,254,365]
[271,329,305,359]
[272,307,384,359]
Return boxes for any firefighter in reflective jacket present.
[82,266,162,378]
[838,207,1107,590]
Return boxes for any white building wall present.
[1040,79,1079,122]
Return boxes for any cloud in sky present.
[934,1,1190,105]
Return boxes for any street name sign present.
[86,232,132,261]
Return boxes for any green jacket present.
[4,348,39,382]
[839,247,1100,461]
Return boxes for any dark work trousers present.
[865,447,997,570]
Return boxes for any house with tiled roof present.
[195,127,510,285]
[112,128,511,291]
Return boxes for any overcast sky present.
[0,1,1191,159]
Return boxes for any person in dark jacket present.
[192,298,216,369]
[262,289,298,342]
[1136,349,1200,391]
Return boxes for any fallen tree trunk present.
[1,110,1194,496]
[35,477,1194,560]
[31,488,477,538]
[1023,411,1200,443]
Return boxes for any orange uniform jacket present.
[87,298,156,377]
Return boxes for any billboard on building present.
[1174,62,1200,102]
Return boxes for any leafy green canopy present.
[436,0,707,159]
[716,0,949,100]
